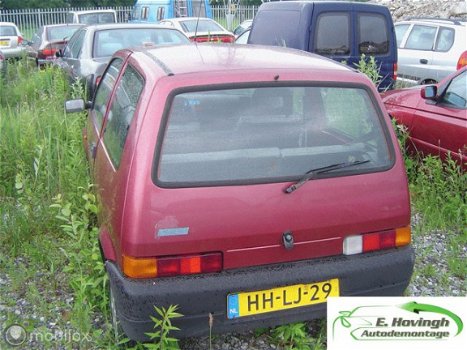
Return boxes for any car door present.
[85,58,124,171]
[92,61,145,251]
[60,28,86,81]
[411,69,467,164]
[398,24,436,82]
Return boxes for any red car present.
[382,67,467,170]
[66,44,413,341]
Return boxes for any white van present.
[66,10,117,25]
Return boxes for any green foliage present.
[144,305,183,350]
[271,322,326,350]
[353,53,381,86]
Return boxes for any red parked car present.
[66,44,414,341]
[382,67,467,170]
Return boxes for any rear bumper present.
[107,246,414,341]
[1,47,25,59]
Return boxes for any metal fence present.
[0,5,258,38]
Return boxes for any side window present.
[442,71,467,108]
[69,29,86,58]
[404,25,437,50]
[103,65,144,167]
[314,13,350,55]
[435,27,454,52]
[395,24,410,47]
[157,7,165,21]
[358,13,389,55]
[141,6,149,20]
[92,58,124,129]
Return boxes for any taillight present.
[17,36,23,45]
[393,62,398,82]
[38,45,57,59]
[95,75,102,86]
[191,35,234,43]
[457,51,467,70]
[122,252,223,279]
[343,226,411,255]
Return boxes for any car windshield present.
[93,28,189,58]
[78,13,115,24]
[156,85,392,186]
[47,26,81,41]
[0,26,17,36]
[179,19,224,33]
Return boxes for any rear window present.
[358,13,389,55]
[0,26,17,36]
[248,10,301,47]
[155,85,393,187]
[93,28,189,58]
[314,13,350,55]
[179,19,224,33]
[47,26,81,41]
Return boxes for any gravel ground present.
[1,224,465,350]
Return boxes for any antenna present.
[194,0,204,40]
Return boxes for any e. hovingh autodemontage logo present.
[328,297,466,350]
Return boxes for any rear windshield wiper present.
[284,160,370,194]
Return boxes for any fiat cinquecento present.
[66,43,414,341]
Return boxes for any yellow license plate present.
[0,40,9,47]
[227,278,339,319]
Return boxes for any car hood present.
[380,85,423,108]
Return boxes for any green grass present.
[0,59,465,349]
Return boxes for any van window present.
[157,7,165,21]
[248,10,301,47]
[103,65,144,168]
[141,6,149,20]
[157,85,391,186]
[404,25,436,50]
[358,13,389,55]
[93,58,124,129]
[314,13,350,55]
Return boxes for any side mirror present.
[65,99,89,113]
[421,85,437,100]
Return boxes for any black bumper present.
[106,246,414,341]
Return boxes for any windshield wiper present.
[284,160,370,194]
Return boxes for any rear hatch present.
[128,83,408,270]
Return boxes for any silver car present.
[395,18,467,85]
[55,23,190,94]
[0,22,25,59]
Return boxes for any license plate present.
[0,40,9,47]
[227,278,339,319]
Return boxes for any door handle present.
[90,142,97,159]
[420,59,428,64]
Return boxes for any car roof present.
[133,43,352,76]
[68,9,116,14]
[162,17,216,22]
[0,22,19,27]
[82,23,177,31]
[396,17,466,27]
[42,23,84,29]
